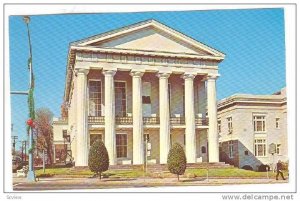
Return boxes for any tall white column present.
[207,74,219,162]
[76,68,89,166]
[157,72,170,164]
[103,70,117,165]
[183,74,196,163]
[131,71,144,165]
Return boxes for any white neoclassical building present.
[53,19,225,167]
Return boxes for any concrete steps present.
[106,162,234,172]
[70,162,234,173]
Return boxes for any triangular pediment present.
[71,19,225,58]
[91,28,209,55]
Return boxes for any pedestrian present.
[275,160,286,180]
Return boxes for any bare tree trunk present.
[177,174,179,181]
[46,146,52,165]
[99,172,102,180]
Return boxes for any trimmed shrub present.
[242,165,253,171]
[282,161,289,170]
[88,140,109,179]
[258,164,270,172]
[167,143,187,181]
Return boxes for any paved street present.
[13,176,288,191]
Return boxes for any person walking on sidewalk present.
[275,160,286,180]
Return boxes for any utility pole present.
[11,136,18,155]
[24,141,27,163]
[21,140,27,164]
[21,141,24,164]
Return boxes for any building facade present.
[53,19,225,166]
[217,88,288,170]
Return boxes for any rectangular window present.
[276,118,280,129]
[116,133,127,158]
[227,117,233,133]
[218,120,221,133]
[144,133,150,142]
[90,134,102,146]
[276,144,281,155]
[115,81,127,117]
[254,138,266,156]
[89,80,102,116]
[253,115,266,132]
[229,141,234,158]
[142,82,151,104]
[62,129,68,138]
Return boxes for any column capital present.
[75,68,89,75]
[206,74,220,81]
[156,72,170,79]
[130,71,144,77]
[102,70,116,77]
[181,73,196,80]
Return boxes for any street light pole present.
[23,16,36,182]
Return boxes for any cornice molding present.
[74,50,220,70]
[71,46,224,61]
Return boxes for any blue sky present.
[9,9,286,147]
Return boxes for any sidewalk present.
[13,176,289,191]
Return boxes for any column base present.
[26,170,36,182]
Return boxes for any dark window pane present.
[201,146,206,153]
[142,96,151,104]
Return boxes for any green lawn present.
[35,168,145,178]
[186,168,287,178]
[35,167,288,179]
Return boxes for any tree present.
[167,143,187,181]
[34,108,54,165]
[88,140,109,180]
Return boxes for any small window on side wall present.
[275,118,280,129]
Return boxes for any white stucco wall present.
[218,103,288,170]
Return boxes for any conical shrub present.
[88,139,109,179]
[167,143,187,181]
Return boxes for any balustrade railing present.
[195,117,209,126]
[88,116,105,124]
[170,117,185,125]
[143,117,160,125]
[88,116,208,126]
[115,117,133,125]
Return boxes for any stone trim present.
[75,51,219,68]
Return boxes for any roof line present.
[70,19,225,57]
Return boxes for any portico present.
[62,19,225,166]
